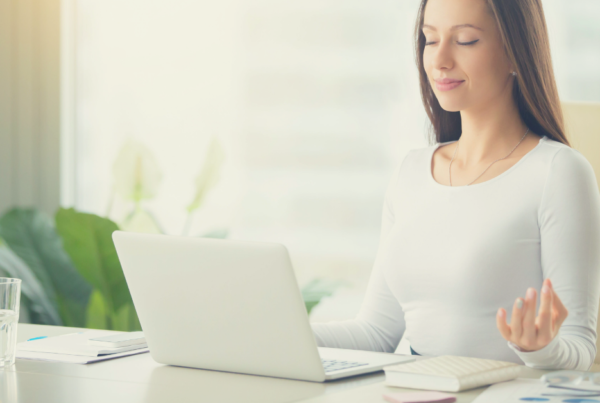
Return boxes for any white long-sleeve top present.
[312,136,600,370]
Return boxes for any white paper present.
[18,330,148,357]
[16,347,149,364]
[473,378,600,403]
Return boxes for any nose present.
[431,39,454,71]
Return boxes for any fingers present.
[537,280,553,345]
[510,297,525,339]
[549,281,569,330]
[522,287,537,347]
[496,308,511,340]
[497,279,569,352]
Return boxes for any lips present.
[434,78,465,92]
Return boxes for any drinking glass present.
[0,278,21,368]
[0,367,18,402]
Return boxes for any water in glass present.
[0,309,18,367]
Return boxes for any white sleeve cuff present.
[507,336,561,369]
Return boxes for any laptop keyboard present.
[322,359,369,373]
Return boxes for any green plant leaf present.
[0,208,92,327]
[111,303,142,331]
[129,304,142,331]
[186,137,226,213]
[0,238,62,325]
[55,208,134,318]
[0,209,57,305]
[301,278,344,315]
[112,139,163,203]
[85,289,108,330]
[112,304,131,331]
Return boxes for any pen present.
[27,336,48,341]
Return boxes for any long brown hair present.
[414,0,569,146]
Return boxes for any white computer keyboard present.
[321,359,369,373]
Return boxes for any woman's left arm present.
[497,147,600,370]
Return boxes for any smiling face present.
[422,0,515,113]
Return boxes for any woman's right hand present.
[496,278,569,352]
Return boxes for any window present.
[66,0,600,322]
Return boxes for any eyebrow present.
[422,24,483,32]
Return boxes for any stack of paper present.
[472,378,600,402]
[17,330,149,364]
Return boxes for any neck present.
[455,88,529,166]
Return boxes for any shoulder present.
[540,139,595,179]
[396,143,441,168]
[384,145,437,189]
[388,144,438,178]
[537,138,600,229]
[538,138,598,197]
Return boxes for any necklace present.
[449,128,530,186]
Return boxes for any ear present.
[505,54,517,76]
[508,62,516,76]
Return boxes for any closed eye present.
[424,39,479,46]
[457,39,479,46]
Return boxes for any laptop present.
[112,231,414,382]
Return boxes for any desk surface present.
[2,324,549,403]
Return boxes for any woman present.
[311,0,600,371]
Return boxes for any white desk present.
[2,324,550,403]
